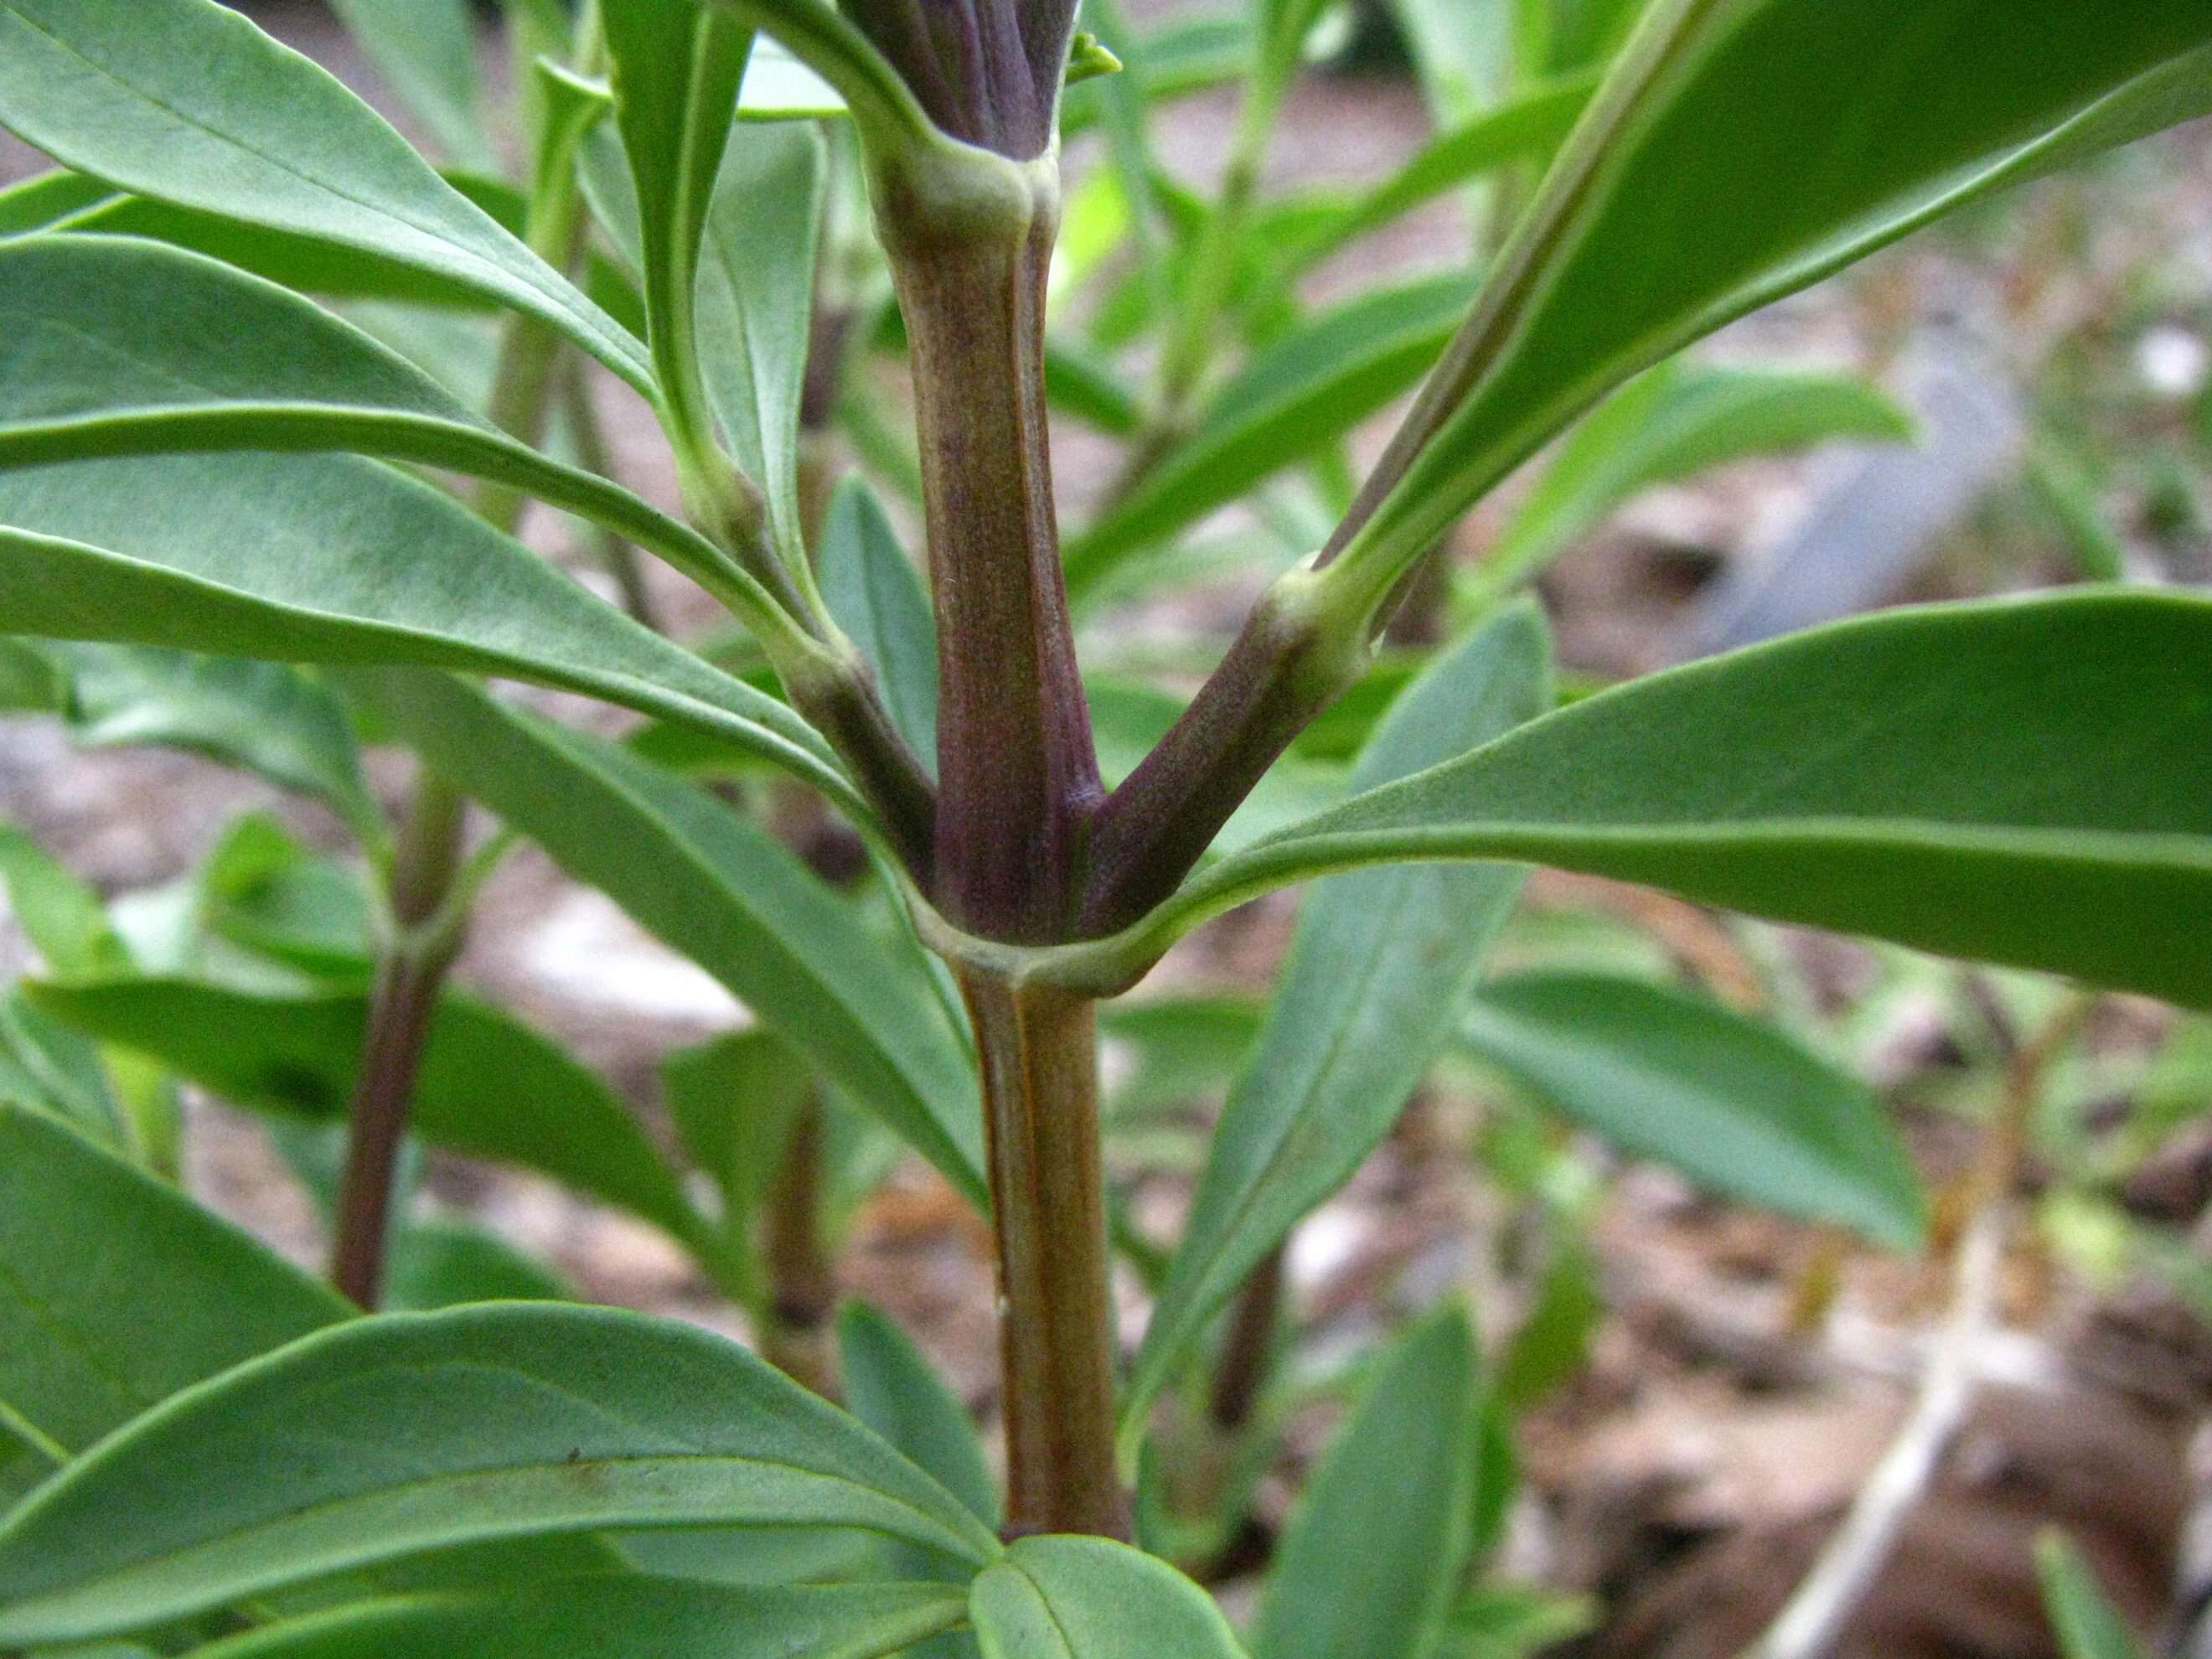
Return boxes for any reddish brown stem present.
[331,772,467,1309]
[879,163,1102,942]
[961,969,1129,1539]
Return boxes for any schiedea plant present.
[0,0,2209,1651]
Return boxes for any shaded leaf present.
[186,1577,972,1659]
[1461,972,1925,1245]
[1253,1306,1480,1659]
[1122,603,1550,1448]
[0,0,653,391]
[819,477,939,768]
[0,1305,1005,1645]
[838,1301,999,1530]
[345,669,986,1207]
[2037,1532,2150,1659]
[23,976,726,1275]
[384,1222,578,1313]
[328,0,494,171]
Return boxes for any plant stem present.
[331,770,468,1308]
[960,969,1128,1538]
[875,150,1102,942]
[759,1092,839,1395]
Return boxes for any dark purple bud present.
[840,0,1080,159]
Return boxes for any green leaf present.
[1252,1306,1480,1659]
[328,0,494,172]
[970,1536,1247,1659]
[1133,593,2212,1012]
[0,991,126,1150]
[1291,74,1593,270]
[1474,362,1915,601]
[0,235,747,615]
[838,1301,999,1531]
[185,1577,973,1659]
[698,120,827,563]
[0,1102,349,1507]
[0,449,855,811]
[1393,0,1511,121]
[2037,1532,2150,1659]
[0,823,130,979]
[819,477,940,768]
[1063,273,1476,602]
[0,0,654,394]
[11,636,378,839]
[1122,603,1551,1449]
[384,1222,578,1313]
[664,1028,813,1222]
[23,975,726,1275]
[344,669,986,1207]
[0,1304,1006,1645]
[1460,972,1925,1245]
[1491,1237,1601,1409]
[195,815,376,979]
[601,0,753,423]
[1336,0,2212,582]
[1098,995,1263,1120]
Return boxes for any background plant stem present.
[961,969,1129,1538]
[330,769,467,1307]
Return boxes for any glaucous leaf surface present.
[2037,1533,2150,1659]
[969,1536,1247,1659]
[1123,603,1551,1445]
[0,451,854,809]
[344,669,986,1207]
[0,0,654,392]
[1460,972,1925,1246]
[0,1305,1005,1646]
[327,0,494,171]
[23,975,726,1274]
[182,1578,972,1659]
[1134,593,2212,1010]
[819,477,941,768]
[0,236,739,606]
[697,120,826,564]
[1062,274,1476,600]
[0,1103,348,1508]
[1476,362,1914,599]
[1340,0,2212,579]
[1252,1307,1481,1659]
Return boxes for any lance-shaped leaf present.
[1474,362,1915,600]
[328,0,494,172]
[1331,0,2212,586]
[2037,1532,2151,1659]
[1121,603,1550,1449]
[1062,273,1476,602]
[1460,973,1925,1246]
[0,450,856,813]
[1253,1307,1481,1659]
[839,1301,1000,1531]
[601,1,753,427]
[24,975,730,1275]
[819,477,940,767]
[1119,592,2212,1012]
[0,236,751,613]
[0,0,654,395]
[183,1578,974,1659]
[0,1305,1006,1646]
[697,120,826,565]
[0,1103,349,1507]
[969,1536,1247,1659]
[344,669,987,1208]
[7,638,377,841]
